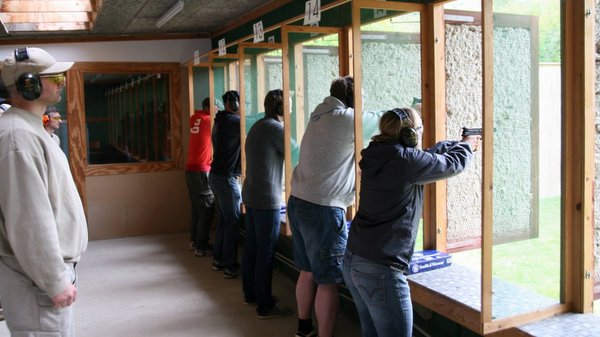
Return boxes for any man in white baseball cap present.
[0,47,88,336]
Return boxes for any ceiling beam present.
[1,1,93,12]
[0,12,90,23]
[6,22,89,31]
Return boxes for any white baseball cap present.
[1,47,74,87]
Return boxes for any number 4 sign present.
[303,0,321,25]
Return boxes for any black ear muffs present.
[391,108,418,148]
[14,48,42,101]
[224,91,239,111]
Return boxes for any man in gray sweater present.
[0,47,88,336]
[288,76,355,337]
[242,89,294,320]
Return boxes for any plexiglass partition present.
[238,42,283,188]
[490,0,561,319]
[283,27,342,168]
[210,54,240,114]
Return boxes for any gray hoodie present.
[290,96,355,208]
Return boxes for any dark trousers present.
[185,171,215,249]
[242,207,281,315]
[209,174,241,269]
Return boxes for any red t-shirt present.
[185,109,212,172]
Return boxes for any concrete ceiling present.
[0,0,278,41]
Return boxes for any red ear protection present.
[43,114,50,126]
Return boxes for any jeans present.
[287,196,347,284]
[342,250,413,337]
[209,174,241,269]
[185,171,215,249]
[241,207,281,315]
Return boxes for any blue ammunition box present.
[408,250,452,274]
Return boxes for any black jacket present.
[210,110,241,177]
[347,139,473,271]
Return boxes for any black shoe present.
[188,241,196,251]
[257,306,294,319]
[223,268,240,279]
[194,248,208,257]
[294,329,317,337]
[244,295,279,306]
[211,260,224,271]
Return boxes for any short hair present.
[201,97,210,110]
[372,107,420,142]
[264,89,283,117]
[329,76,354,108]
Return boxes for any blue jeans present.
[342,250,413,337]
[209,174,241,269]
[287,196,347,284]
[242,207,281,315]
[185,171,214,249]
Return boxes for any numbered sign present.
[374,9,387,19]
[218,38,226,56]
[303,0,321,25]
[193,50,200,65]
[268,35,275,43]
[253,21,264,43]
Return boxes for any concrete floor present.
[0,233,360,337]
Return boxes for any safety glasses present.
[40,73,66,85]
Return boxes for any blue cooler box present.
[408,250,452,274]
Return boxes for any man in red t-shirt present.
[185,97,215,256]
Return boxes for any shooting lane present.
[183,0,595,335]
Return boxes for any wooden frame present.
[66,62,182,207]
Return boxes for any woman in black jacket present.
[342,107,481,337]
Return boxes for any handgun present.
[461,127,482,137]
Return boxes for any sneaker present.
[244,295,279,306]
[188,241,196,251]
[257,306,294,319]
[211,260,224,271]
[223,268,240,279]
[194,248,208,257]
[294,329,317,337]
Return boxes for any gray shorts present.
[0,257,77,337]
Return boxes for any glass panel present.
[491,0,561,319]
[286,30,340,168]
[243,48,283,134]
[85,73,170,164]
[444,2,484,254]
[192,67,210,110]
[212,57,240,109]
[360,9,421,149]
[359,8,422,250]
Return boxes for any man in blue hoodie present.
[288,76,355,337]
[342,107,480,337]
[209,90,242,279]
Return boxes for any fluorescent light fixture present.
[156,0,184,28]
